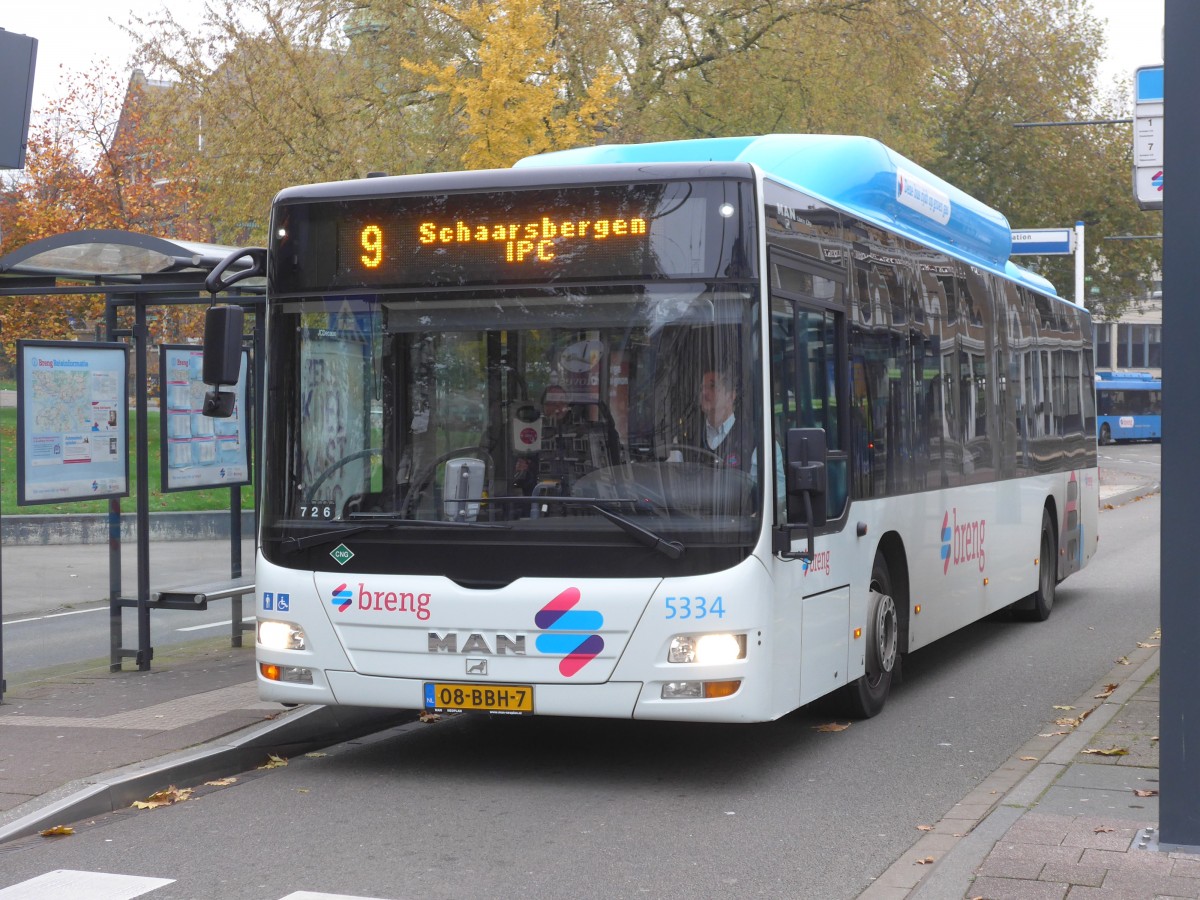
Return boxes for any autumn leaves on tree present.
[0,0,1163,349]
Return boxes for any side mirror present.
[201,305,243,419]
[785,427,828,525]
[782,428,828,561]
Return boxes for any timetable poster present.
[159,345,250,492]
[16,341,129,505]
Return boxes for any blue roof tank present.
[516,134,1016,276]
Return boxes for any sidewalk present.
[0,472,1168,894]
[865,472,1176,900]
[863,641,1189,899]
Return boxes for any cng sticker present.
[330,544,355,566]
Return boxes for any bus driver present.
[698,366,755,471]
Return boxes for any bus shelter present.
[0,229,264,698]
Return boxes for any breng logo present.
[940,509,986,574]
[534,587,604,677]
[329,583,431,620]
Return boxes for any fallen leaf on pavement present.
[132,786,193,809]
[258,754,288,770]
[813,722,850,732]
[1019,756,1037,761]
[916,825,934,832]
[1082,746,1129,757]
[304,752,328,758]
[1039,731,1070,737]
[1115,656,1130,665]
[1094,684,1119,699]
[205,777,237,787]
[1094,826,1114,834]
[419,711,441,723]
[1053,705,1075,711]
[1136,642,1158,649]
[39,825,74,836]
[1134,789,1158,797]
[915,856,935,865]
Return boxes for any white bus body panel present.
[256,554,797,722]
[776,469,1099,660]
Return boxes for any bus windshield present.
[262,283,763,577]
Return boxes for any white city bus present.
[223,134,1097,722]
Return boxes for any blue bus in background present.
[1096,371,1161,444]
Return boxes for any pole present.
[0,320,6,703]
[106,301,123,671]
[1160,0,1200,850]
[1074,221,1085,306]
[134,300,152,670]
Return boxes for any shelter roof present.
[0,229,262,294]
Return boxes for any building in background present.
[1094,287,1162,378]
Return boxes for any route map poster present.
[16,341,129,505]
[159,345,250,492]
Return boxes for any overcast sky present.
[2,0,1165,121]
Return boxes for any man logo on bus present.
[534,586,604,677]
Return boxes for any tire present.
[838,553,900,718]
[1016,509,1057,622]
[1099,423,1112,445]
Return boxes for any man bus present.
[204,134,1097,722]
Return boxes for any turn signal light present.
[703,680,741,699]
[259,663,313,685]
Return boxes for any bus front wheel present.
[839,554,899,718]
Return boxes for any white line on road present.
[0,870,174,899]
[5,606,108,626]
[175,616,256,633]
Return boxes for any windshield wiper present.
[589,503,684,558]
[281,515,510,551]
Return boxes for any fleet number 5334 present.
[664,596,725,620]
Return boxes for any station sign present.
[1011,228,1075,255]
[1134,65,1164,211]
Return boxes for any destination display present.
[271,180,754,293]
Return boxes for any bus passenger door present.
[768,254,851,706]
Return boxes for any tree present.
[0,67,208,369]
[120,0,1156,316]
[402,0,619,168]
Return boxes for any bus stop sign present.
[1010,228,1075,255]
[1134,65,1164,210]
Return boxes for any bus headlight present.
[258,620,306,651]
[668,633,746,664]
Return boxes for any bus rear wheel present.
[839,554,899,718]
[1016,509,1057,622]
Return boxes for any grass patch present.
[0,407,254,515]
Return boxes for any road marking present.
[0,872,392,900]
[6,607,107,626]
[176,616,256,633]
[0,870,174,899]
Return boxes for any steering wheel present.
[304,448,381,504]
[665,443,725,466]
[401,447,493,518]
